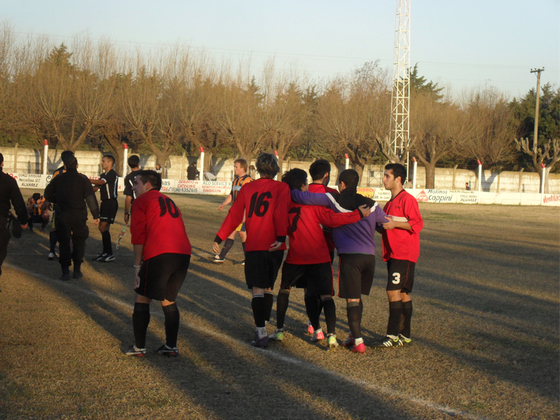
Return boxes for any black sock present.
[347,301,362,339]
[162,303,180,347]
[264,291,274,322]
[241,242,246,256]
[401,300,413,338]
[219,239,234,260]
[305,294,321,331]
[132,302,150,348]
[387,300,403,337]
[102,230,112,255]
[322,297,336,335]
[49,231,57,253]
[251,294,266,328]
[276,290,290,329]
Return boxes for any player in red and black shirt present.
[214,158,252,263]
[91,154,119,262]
[375,163,423,349]
[269,169,369,349]
[213,153,290,348]
[126,170,192,357]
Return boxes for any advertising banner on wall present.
[160,179,231,195]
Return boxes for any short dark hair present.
[0,153,3,165]
[103,154,115,165]
[309,159,331,181]
[134,170,161,191]
[234,158,248,172]
[64,156,78,170]
[128,155,140,169]
[385,163,407,184]
[282,168,307,191]
[61,150,74,163]
[256,153,279,178]
[338,169,359,189]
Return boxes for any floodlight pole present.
[531,67,544,193]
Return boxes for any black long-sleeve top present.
[44,168,100,220]
[0,170,29,225]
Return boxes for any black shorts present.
[244,250,284,290]
[135,253,190,301]
[100,199,118,224]
[281,262,334,296]
[338,254,376,299]
[386,259,415,293]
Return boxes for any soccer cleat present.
[73,270,83,279]
[399,334,412,346]
[328,335,339,349]
[101,254,115,262]
[241,260,245,266]
[93,253,108,261]
[251,333,269,349]
[374,336,403,348]
[154,344,179,357]
[60,269,70,281]
[310,330,325,342]
[306,320,314,335]
[342,334,355,347]
[48,252,56,260]
[125,345,147,357]
[213,257,225,263]
[351,342,366,353]
[268,329,284,342]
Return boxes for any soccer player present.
[44,155,100,280]
[91,154,118,262]
[123,155,141,225]
[0,153,28,280]
[269,168,370,349]
[125,170,191,357]
[214,158,252,264]
[375,163,423,348]
[304,159,339,334]
[291,169,389,353]
[213,153,290,348]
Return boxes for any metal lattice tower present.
[390,0,411,161]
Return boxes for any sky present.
[2,0,559,100]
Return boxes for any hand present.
[358,204,371,218]
[213,242,221,254]
[218,204,224,211]
[382,216,397,230]
[134,266,141,289]
[269,241,283,252]
[94,218,100,226]
[124,213,130,224]
[20,224,27,230]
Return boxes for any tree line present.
[0,26,558,189]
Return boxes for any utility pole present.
[530,68,544,153]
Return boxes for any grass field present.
[1,191,558,420]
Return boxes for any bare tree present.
[459,88,516,168]
[410,93,470,189]
[216,73,267,164]
[515,137,560,193]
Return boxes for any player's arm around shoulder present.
[314,204,364,228]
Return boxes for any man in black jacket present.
[0,153,28,279]
[44,155,100,280]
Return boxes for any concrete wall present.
[1,146,558,194]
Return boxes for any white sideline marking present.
[7,263,486,420]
